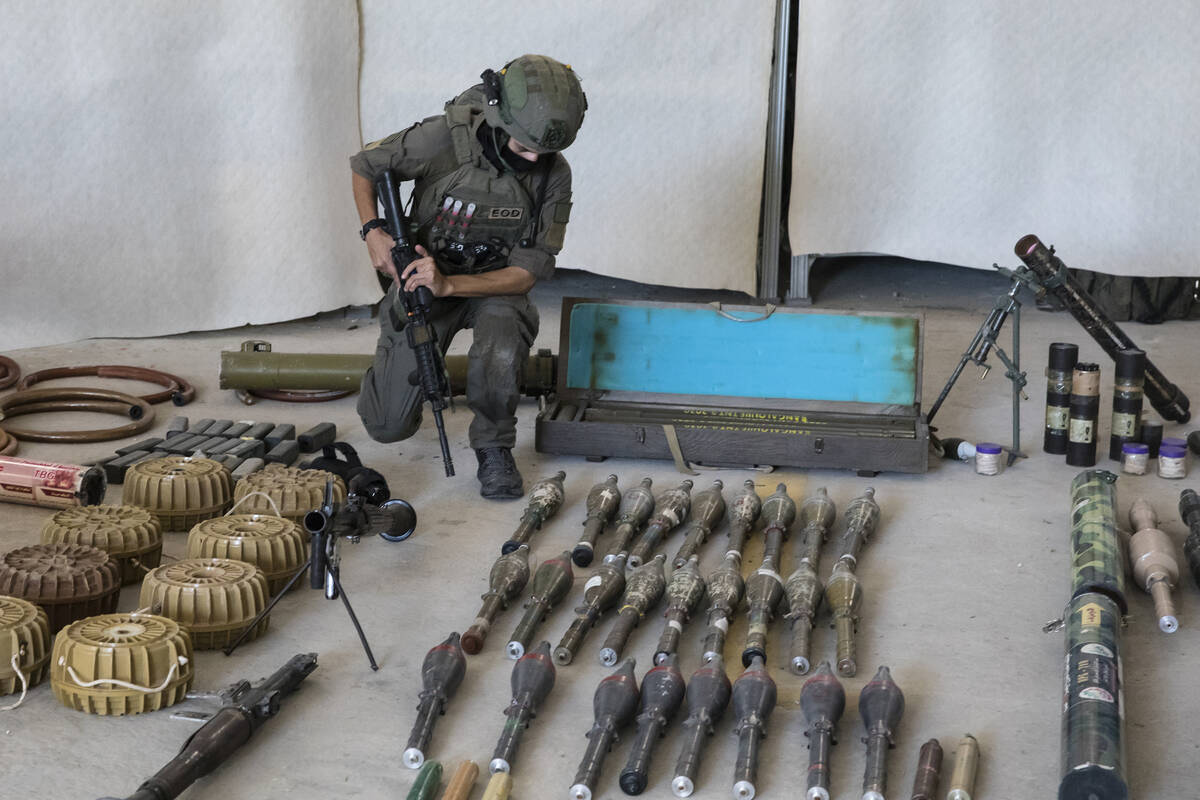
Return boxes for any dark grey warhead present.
[593,658,641,729]
[859,665,904,739]
[800,660,845,728]
[732,655,777,734]
[684,654,732,724]
[510,640,556,711]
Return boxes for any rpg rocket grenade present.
[573,474,621,567]
[404,632,468,769]
[501,471,567,554]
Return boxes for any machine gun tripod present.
[925,266,1036,466]
[224,478,416,670]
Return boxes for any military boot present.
[476,447,524,499]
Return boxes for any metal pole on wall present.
[758,0,792,302]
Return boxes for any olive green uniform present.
[350,88,573,450]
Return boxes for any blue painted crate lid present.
[560,300,922,409]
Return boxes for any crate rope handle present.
[707,302,777,323]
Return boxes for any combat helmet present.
[481,55,586,153]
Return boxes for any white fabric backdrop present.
[0,2,773,350]
[0,1,367,350]
[358,0,773,295]
[790,1,1200,276]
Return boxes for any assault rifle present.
[98,653,318,800]
[376,169,455,476]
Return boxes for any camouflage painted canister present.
[1059,592,1127,800]
[1069,471,1127,612]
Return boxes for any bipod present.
[224,529,380,671]
[926,266,1034,466]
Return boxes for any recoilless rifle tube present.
[1015,234,1190,423]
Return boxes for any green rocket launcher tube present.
[377,168,454,477]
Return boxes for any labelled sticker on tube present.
[1078,687,1115,703]
[1078,602,1104,628]
[1069,418,1095,443]
[1111,412,1139,438]
[1046,406,1069,430]
[1081,643,1114,658]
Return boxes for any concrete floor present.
[2,263,1197,799]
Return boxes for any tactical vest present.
[409,101,549,275]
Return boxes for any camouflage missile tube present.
[1060,469,1128,800]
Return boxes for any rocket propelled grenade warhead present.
[501,471,567,554]
[404,633,468,769]
[785,488,835,674]
[1128,497,1181,632]
[600,554,668,666]
[858,665,905,800]
[800,660,845,800]
[673,480,727,567]
[702,553,745,663]
[654,555,707,664]
[608,477,656,558]
[569,659,641,800]
[825,561,864,677]
[671,655,733,798]
[731,655,777,800]
[574,474,621,567]
[946,734,979,800]
[909,738,942,800]
[463,545,531,655]
[1178,488,1200,590]
[619,655,686,795]
[726,479,763,557]
[490,641,556,774]
[740,484,794,667]
[834,487,879,567]
[628,479,694,568]
[556,553,628,665]
[507,551,575,659]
